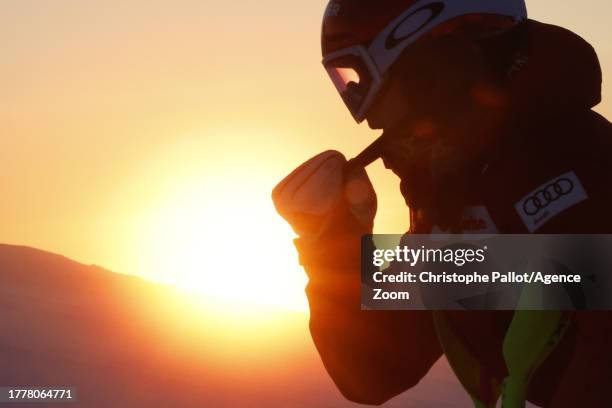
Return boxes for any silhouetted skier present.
[274,1,612,407]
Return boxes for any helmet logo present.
[325,2,341,17]
[385,2,445,49]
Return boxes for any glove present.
[272,150,377,240]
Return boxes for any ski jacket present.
[298,20,612,407]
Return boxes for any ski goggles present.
[322,0,527,123]
[323,45,383,123]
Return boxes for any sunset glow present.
[1,0,610,316]
[135,176,308,312]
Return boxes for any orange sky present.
[1,1,610,310]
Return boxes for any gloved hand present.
[272,150,377,241]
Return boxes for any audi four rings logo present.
[522,178,575,216]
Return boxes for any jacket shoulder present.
[480,110,612,233]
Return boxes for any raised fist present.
[272,150,377,239]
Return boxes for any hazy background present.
[0,2,610,406]
[1,0,610,307]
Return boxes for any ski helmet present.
[322,0,527,122]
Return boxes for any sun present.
[135,179,309,313]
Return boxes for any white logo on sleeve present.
[515,171,588,232]
[431,206,499,234]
